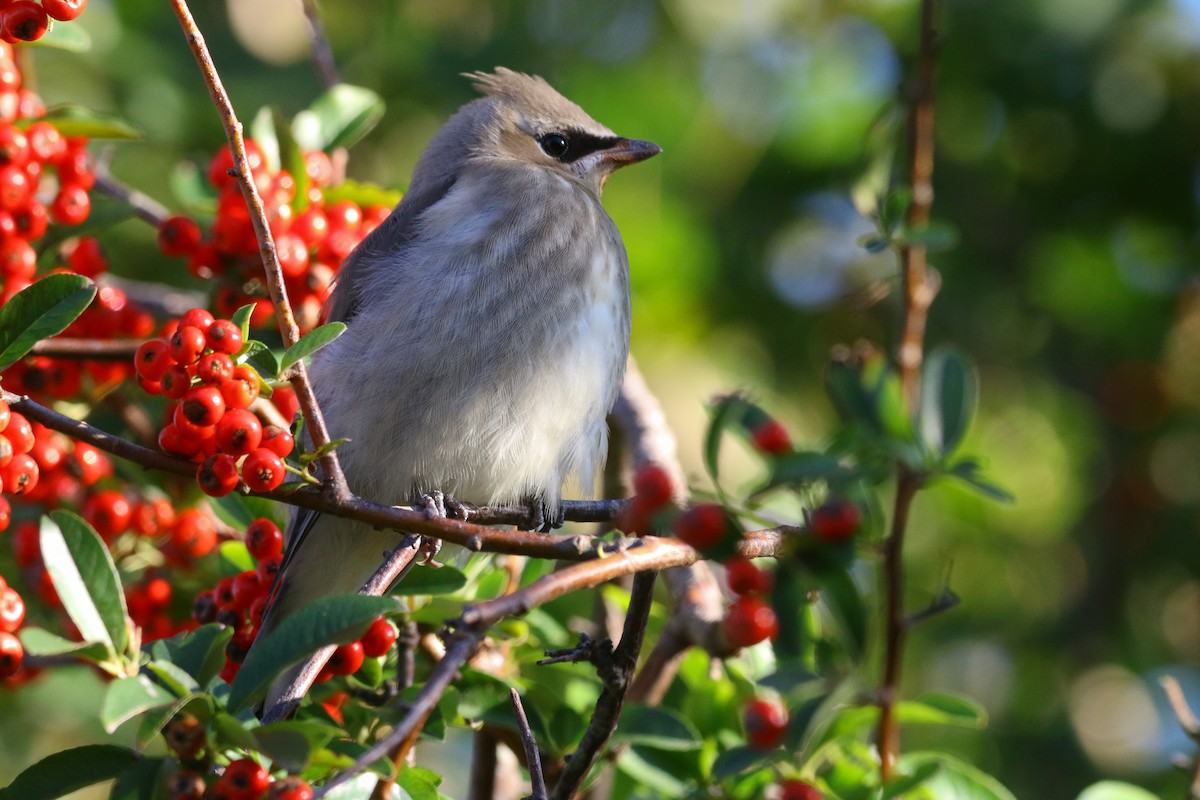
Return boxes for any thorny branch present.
[168,0,350,502]
[878,0,941,781]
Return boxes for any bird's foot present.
[417,490,476,566]
[523,496,565,533]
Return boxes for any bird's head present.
[413,67,660,198]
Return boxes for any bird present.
[253,67,660,711]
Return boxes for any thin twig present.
[877,0,940,781]
[299,0,340,89]
[1161,676,1200,797]
[510,689,548,800]
[29,338,143,361]
[168,0,349,502]
[468,730,499,800]
[94,173,170,227]
[550,570,657,800]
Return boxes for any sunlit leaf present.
[40,511,128,656]
[32,104,140,139]
[898,753,1017,800]
[0,274,96,370]
[919,348,978,457]
[293,84,385,151]
[1075,781,1161,800]
[278,322,346,374]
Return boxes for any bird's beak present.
[601,138,662,168]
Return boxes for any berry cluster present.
[155,141,389,333]
[134,309,296,495]
[0,0,86,45]
[0,398,38,498]
[161,730,314,800]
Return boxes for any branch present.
[94,172,170,228]
[29,338,142,361]
[877,0,940,781]
[300,0,340,89]
[312,535,784,797]
[511,689,548,800]
[550,570,656,800]
[1161,676,1200,798]
[168,0,349,502]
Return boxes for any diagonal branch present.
[168,0,349,502]
[511,689,549,800]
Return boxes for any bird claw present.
[524,496,564,533]
[419,490,474,522]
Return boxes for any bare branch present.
[300,0,340,88]
[29,338,142,361]
[511,689,548,800]
[94,172,170,227]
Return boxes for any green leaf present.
[321,773,387,800]
[101,674,173,733]
[25,19,91,51]
[947,460,1014,503]
[711,745,764,779]
[919,348,978,457]
[610,705,702,752]
[898,753,1017,800]
[903,219,960,252]
[825,358,881,432]
[32,104,140,139]
[40,511,129,655]
[150,624,232,687]
[134,695,197,750]
[901,692,987,728]
[396,767,443,800]
[251,106,282,174]
[240,340,280,381]
[0,273,96,370]
[390,564,468,596]
[227,594,405,711]
[170,160,217,215]
[18,627,108,661]
[293,84,385,151]
[279,322,347,374]
[212,488,281,531]
[320,179,402,209]
[108,757,165,800]
[219,540,256,575]
[253,725,312,773]
[0,745,140,800]
[145,660,200,696]
[1075,781,1161,800]
[818,568,866,658]
[212,711,259,751]
[615,748,688,798]
[231,304,256,343]
[756,451,853,496]
[883,761,940,799]
[704,395,751,484]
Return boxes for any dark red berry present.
[197,453,239,497]
[246,518,283,560]
[268,776,314,800]
[633,462,674,509]
[673,504,728,550]
[218,757,269,800]
[744,698,788,749]
[750,418,792,456]
[811,498,859,542]
[359,616,397,657]
[205,319,243,355]
[725,556,771,596]
[328,640,364,675]
[157,215,202,257]
[0,630,23,677]
[780,780,824,800]
[723,595,778,649]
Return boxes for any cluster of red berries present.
[134,309,296,495]
[0,0,86,44]
[155,141,389,333]
[0,572,27,681]
[161,728,313,800]
[0,398,38,497]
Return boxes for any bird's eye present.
[539,132,569,159]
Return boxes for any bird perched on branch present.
[254,68,660,709]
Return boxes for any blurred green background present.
[5,0,1200,797]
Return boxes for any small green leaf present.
[902,692,987,728]
[396,766,443,800]
[825,358,880,431]
[279,322,346,374]
[101,674,172,733]
[150,624,232,687]
[211,491,281,531]
[903,219,960,252]
[228,594,405,711]
[40,511,128,655]
[231,304,256,343]
[253,726,312,773]
[108,757,165,800]
[0,745,140,800]
[818,568,866,659]
[0,274,96,370]
[756,451,852,496]
[251,106,282,174]
[920,348,978,457]
[240,341,280,380]
[391,564,468,596]
[145,660,200,696]
[18,627,108,661]
[170,160,217,216]
[293,84,385,151]
[610,705,702,752]
[320,179,402,209]
[615,748,688,798]
[1075,781,1161,800]
[947,460,1014,502]
[32,104,140,139]
[134,695,197,750]
[883,761,940,799]
[219,540,256,575]
[299,437,348,466]
[704,395,751,484]
[710,745,763,779]
[898,753,1017,800]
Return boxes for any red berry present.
[744,698,788,749]
[197,352,235,385]
[255,553,281,586]
[0,435,10,468]
[672,504,728,550]
[181,385,226,427]
[723,595,778,649]
[359,616,397,657]
[242,448,285,492]
[206,319,243,355]
[217,757,269,800]
[221,365,261,410]
[215,409,263,456]
[1,452,37,494]
[49,183,91,225]
[26,122,65,163]
[0,400,9,432]
[197,454,240,497]
[0,630,23,678]
[159,423,203,458]
[725,556,771,596]
[328,640,364,676]
[268,776,314,800]
[135,339,174,382]
[82,489,132,541]
[0,495,10,532]
[5,411,30,452]
[275,232,309,278]
[169,325,207,366]
[780,780,823,800]
[750,418,792,456]
[260,425,294,458]
[246,518,283,560]
[180,307,215,332]
[614,495,655,536]
[62,234,106,276]
[166,770,206,800]
[0,586,24,632]
[173,404,216,443]
[157,215,202,257]
[231,570,263,608]
[160,365,193,400]
[633,462,674,509]
[811,498,859,542]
